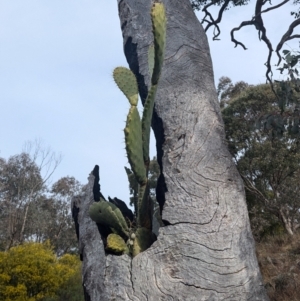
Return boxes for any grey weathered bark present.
[72,0,269,300]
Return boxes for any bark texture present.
[73,0,269,300]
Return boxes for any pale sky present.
[0,0,298,204]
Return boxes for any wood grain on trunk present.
[73,0,269,299]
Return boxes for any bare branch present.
[276,18,300,65]
[241,174,279,214]
[260,0,289,14]
[202,0,231,40]
[23,139,62,185]
[230,0,274,82]
[200,0,300,84]
[230,20,254,49]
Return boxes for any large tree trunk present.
[72,0,269,300]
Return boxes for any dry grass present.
[256,232,300,301]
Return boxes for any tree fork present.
[73,0,269,299]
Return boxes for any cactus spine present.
[89,3,166,257]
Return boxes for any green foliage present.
[0,242,80,301]
[42,266,83,301]
[51,176,82,198]
[190,0,249,11]
[89,3,166,257]
[217,76,249,108]
[124,166,139,212]
[221,80,300,238]
[276,49,300,125]
[148,157,160,200]
[0,149,80,254]
[277,49,300,80]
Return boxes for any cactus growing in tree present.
[75,1,270,299]
[88,2,166,257]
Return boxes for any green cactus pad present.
[113,67,139,106]
[89,201,129,238]
[148,44,155,79]
[106,233,129,254]
[137,183,152,230]
[124,106,147,185]
[151,3,166,85]
[142,84,158,164]
[132,227,155,257]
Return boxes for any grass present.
[256,231,300,301]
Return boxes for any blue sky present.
[0,1,298,203]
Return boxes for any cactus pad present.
[151,3,166,85]
[124,106,147,185]
[142,84,158,163]
[106,233,129,254]
[89,201,129,238]
[148,44,155,79]
[132,227,155,257]
[137,183,152,230]
[113,67,139,106]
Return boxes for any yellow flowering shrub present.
[0,242,80,301]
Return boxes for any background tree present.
[217,76,250,108]
[0,142,81,255]
[0,140,61,250]
[222,79,300,237]
[0,242,81,301]
[126,157,160,206]
[41,263,84,301]
[24,176,81,256]
[49,176,83,255]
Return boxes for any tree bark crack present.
[165,43,202,63]
[185,238,230,252]
[193,170,225,183]
[178,281,227,294]
[129,258,135,295]
[179,252,242,270]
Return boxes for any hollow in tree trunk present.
[72,0,269,300]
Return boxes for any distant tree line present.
[0,140,84,301]
[0,141,82,255]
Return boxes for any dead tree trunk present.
[72,0,269,300]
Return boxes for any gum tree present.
[73,0,269,300]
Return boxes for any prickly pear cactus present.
[89,200,129,239]
[124,105,147,185]
[106,234,129,255]
[132,227,154,257]
[113,67,138,106]
[89,2,166,257]
[151,2,167,85]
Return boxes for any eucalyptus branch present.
[202,0,230,40]
[260,0,289,15]
[241,174,278,214]
[196,0,300,84]
[276,18,300,65]
[230,20,254,49]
